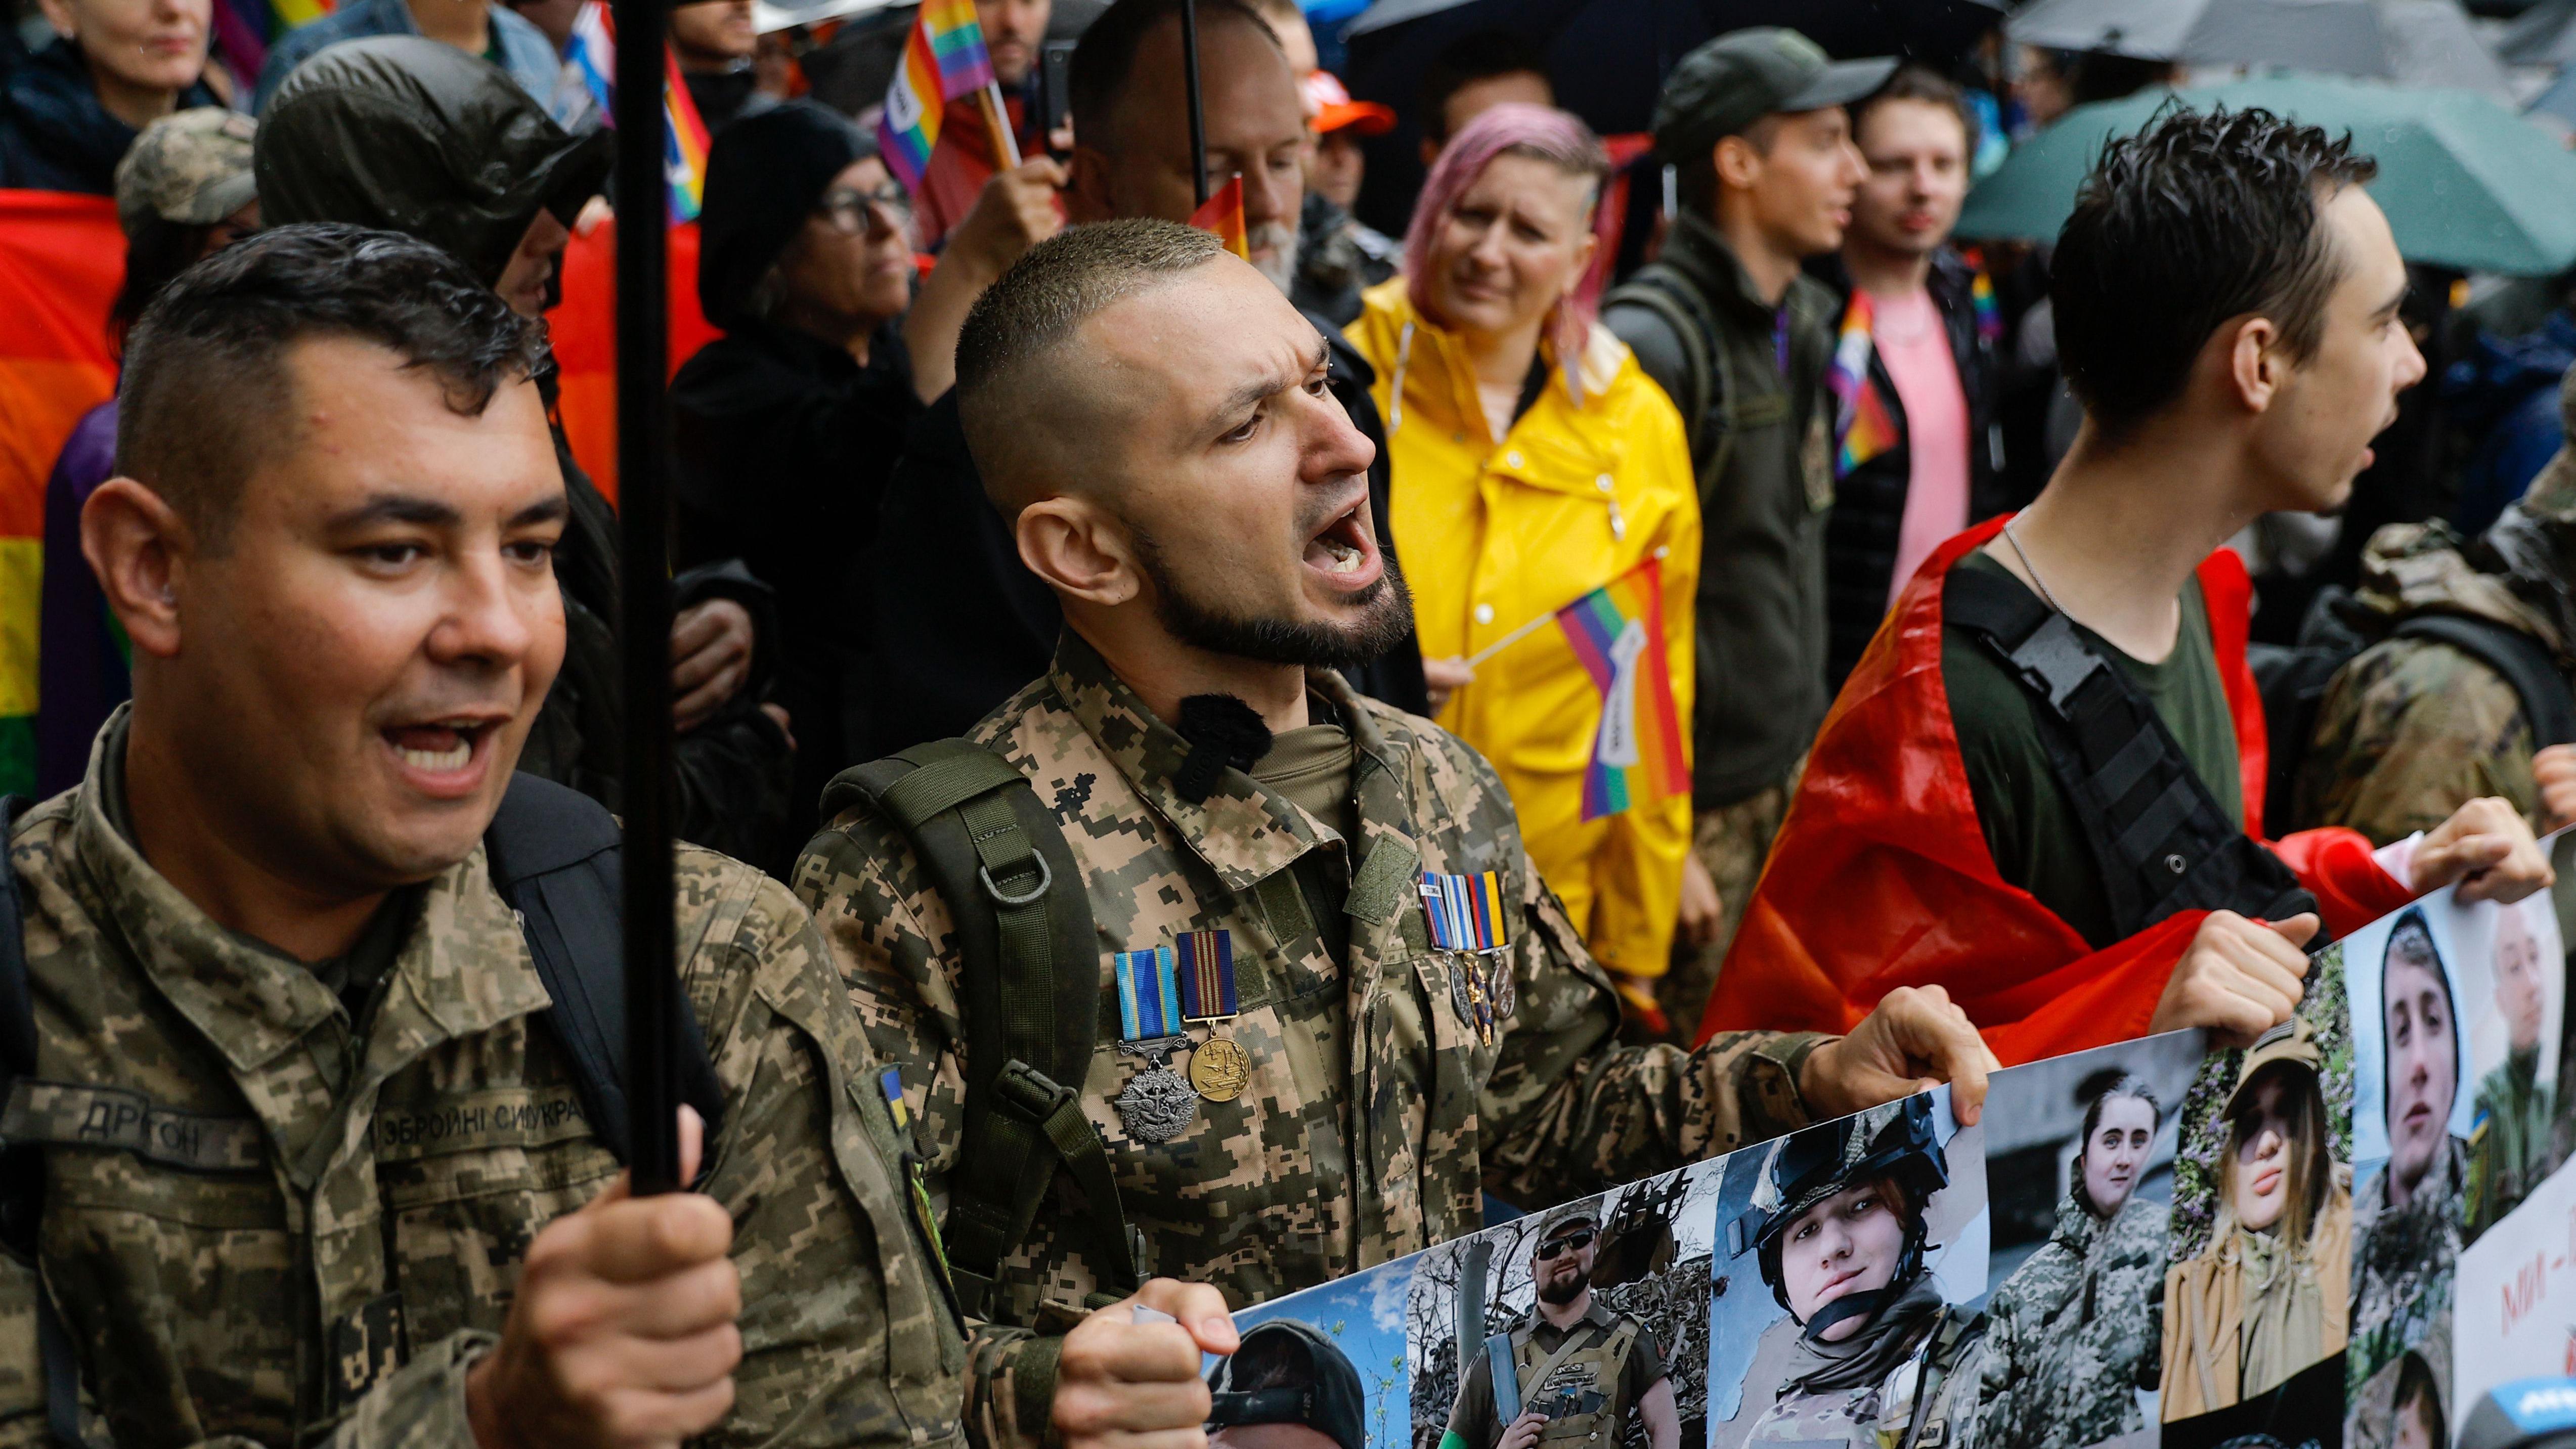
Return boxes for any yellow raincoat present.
[1346,279,1699,984]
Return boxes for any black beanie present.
[698,99,878,328]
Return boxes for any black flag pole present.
[1180,0,1208,205]
[613,0,682,1196]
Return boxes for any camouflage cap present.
[1651,27,1894,163]
[1535,1203,1601,1244]
[2225,1017,2323,1117]
[115,107,258,234]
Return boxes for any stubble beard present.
[1130,522,1416,671]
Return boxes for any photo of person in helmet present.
[2161,1017,2354,1424]
[1729,1096,1985,1448]
[1976,1072,2172,1447]
[2353,910,2470,1399]
[1443,1206,1679,1449]
[1208,1320,1371,1449]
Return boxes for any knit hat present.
[697,98,879,328]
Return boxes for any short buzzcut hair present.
[953,218,1229,504]
[2052,106,2378,443]
[117,223,545,548]
[1068,0,1279,156]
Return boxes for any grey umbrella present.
[2009,0,2391,74]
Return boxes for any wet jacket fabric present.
[1602,212,1837,809]
[1974,1188,2168,1445]
[1697,520,2416,1065]
[1344,280,1698,980]
[1808,249,2006,690]
[249,0,560,117]
[2296,417,2576,846]
[0,720,968,1447]
[0,38,222,193]
[794,632,1823,1444]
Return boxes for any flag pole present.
[613,0,681,1195]
[1180,0,1208,204]
[978,79,1023,168]
[1463,547,1669,670]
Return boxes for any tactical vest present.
[1943,564,2319,947]
[1511,1315,1642,1449]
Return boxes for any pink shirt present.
[1870,286,1971,610]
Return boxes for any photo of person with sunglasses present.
[1442,1206,1679,1449]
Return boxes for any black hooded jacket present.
[255,37,795,864]
[1,37,221,193]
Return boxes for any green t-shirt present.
[1942,550,2242,948]
[1250,707,1359,967]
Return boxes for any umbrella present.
[2008,0,2505,88]
[2498,0,2576,64]
[1955,74,2576,275]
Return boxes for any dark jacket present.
[671,318,917,841]
[256,35,793,862]
[865,318,1432,758]
[1,38,221,193]
[1602,212,1838,807]
[1291,190,1395,330]
[1810,248,2007,690]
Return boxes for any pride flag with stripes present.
[1557,558,1689,821]
[562,3,711,223]
[1828,289,1899,478]
[878,0,996,193]
[1187,175,1248,260]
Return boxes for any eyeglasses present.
[818,182,911,236]
[1534,1230,1595,1260]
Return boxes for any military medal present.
[1112,947,1197,1142]
[1175,929,1250,1103]
[1420,871,1513,1044]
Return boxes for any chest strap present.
[1944,566,2316,947]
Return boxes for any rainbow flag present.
[1558,558,1689,821]
[1970,268,2001,346]
[564,3,711,223]
[1828,290,1899,478]
[878,0,997,194]
[1188,175,1248,260]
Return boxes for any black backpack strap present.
[1945,567,2316,946]
[820,739,1140,1319]
[1,796,85,1449]
[483,773,727,1168]
[2392,613,2576,749]
[1604,268,1736,481]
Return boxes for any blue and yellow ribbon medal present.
[1111,944,1196,1143]
[1419,871,1512,1044]
[1174,930,1248,1104]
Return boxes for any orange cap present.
[1302,71,1395,137]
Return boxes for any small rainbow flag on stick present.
[880,0,1001,193]
[1828,290,1899,477]
[1188,174,1249,260]
[1558,559,1689,820]
[560,3,711,223]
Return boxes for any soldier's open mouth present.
[1303,502,1380,587]
[382,719,498,778]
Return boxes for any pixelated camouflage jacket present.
[0,740,967,1449]
[1974,1188,2167,1448]
[1746,1291,1982,1449]
[2295,458,2576,845]
[794,632,1822,1449]
[2469,1045,2553,1239]
[2349,1135,2466,1391]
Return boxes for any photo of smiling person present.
[2161,1018,2354,1427]
[2352,910,2469,1396]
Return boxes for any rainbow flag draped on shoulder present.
[1828,289,1899,478]
[1558,558,1689,821]
[879,0,996,193]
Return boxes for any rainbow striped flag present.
[662,45,710,222]
[1187,175,1248,260]
[878,0,997,194]
[1558,558,1689,821]
[1828,289,1899,478]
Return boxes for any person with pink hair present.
[1344,102,1701,1027]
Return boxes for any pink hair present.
[1402,102,1612,391]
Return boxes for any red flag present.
[1187,175,1248,261]
[546,219,721,501]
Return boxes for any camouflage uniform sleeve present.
[2293,638,2540,845]
[1455,744,1818,1205]
[793,816,1064,1449]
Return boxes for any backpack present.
[817,738,1144,1320]
[2250,586,2576,838]
[0,773,726,1445]
[1599,266,1741,485]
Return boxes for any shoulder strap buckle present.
[2005,613,2108,719]
[993,1059,1075,1124]
[981,854,1053,907]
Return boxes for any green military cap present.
[1651,27,1895,164]
[115,107,258,236]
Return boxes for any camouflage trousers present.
[1652,759,1802,1045]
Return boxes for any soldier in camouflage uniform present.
[2351,913,2468,1403]
[2294,370,2576,845]
[2468,903,2554,1240]
[1975,1077,2168,1448]
[1,227,1219,1449]
[1443,1207,1675,1449]
[1733,1098,1983,1449]
[795,221,1999,1444]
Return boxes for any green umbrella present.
[1956,74,2576,276]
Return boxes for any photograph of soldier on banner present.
[1969,1031,2206,1449]
[1705,1091,1988,1449]
[1407,1162,1721,1449]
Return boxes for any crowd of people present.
[11,0,2576,1443]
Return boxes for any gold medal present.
[1188,1035,1251,1102]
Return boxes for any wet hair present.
[2381,909,2462,1128]
[1402,103,1608,381]
[2075,1073,2162,1208]
[1068,0,1279,157]
[1852,65,1972,152]
[116,223,545,550]
[1418,30,1549,144]
[2051,106,2377,444]
[2217,1058,2333,1252]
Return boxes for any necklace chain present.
[2002,519,2068,616]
